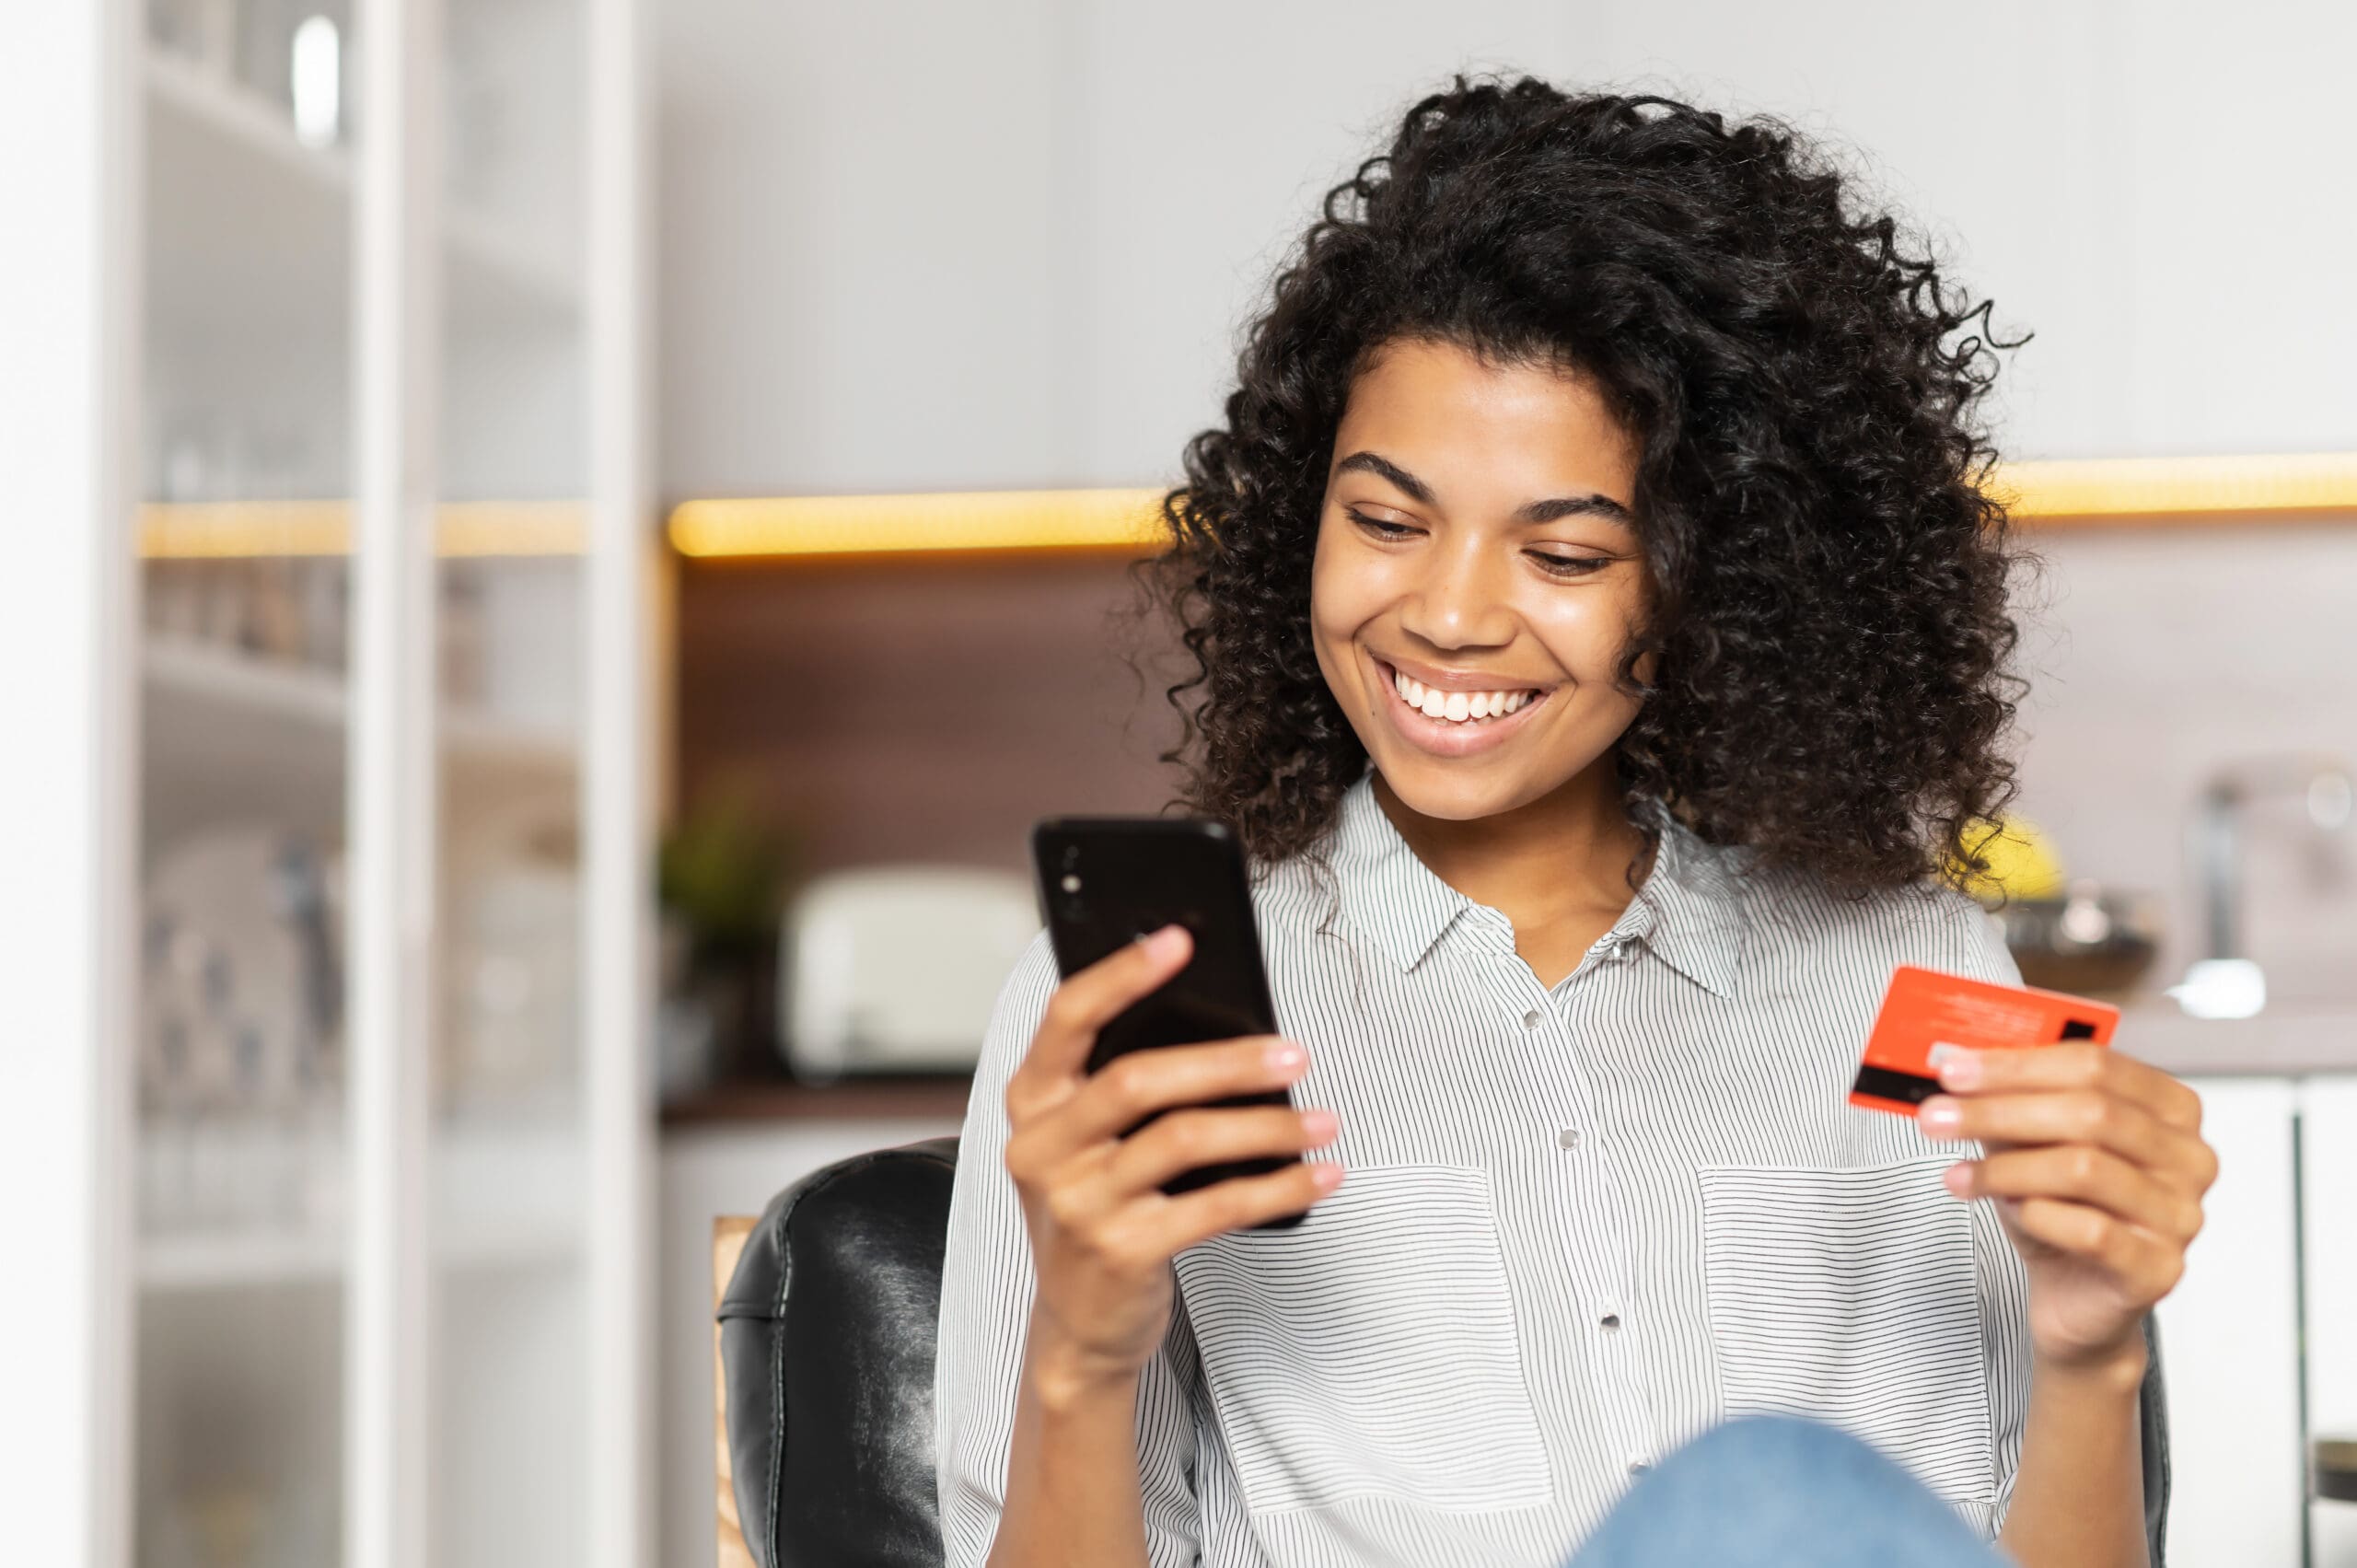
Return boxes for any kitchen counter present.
[2113,1001,2357,1079]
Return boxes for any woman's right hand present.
[1003,922,1344,1396]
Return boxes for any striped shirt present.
[936,761,2034,1568]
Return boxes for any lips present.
[1382,661,1539,721]
[1368,653,1553,758]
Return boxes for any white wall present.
[657,0,2357,499]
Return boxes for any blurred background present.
[8,2,2357,1566]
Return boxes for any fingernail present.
[1943,1161,1974,1196]
[1918,1097,1962,1134]
[1266,1040,1307,1074]
[1311,1161,1345,1189]
[1932,1045,1981,1088]
[1143,923,1188,962]
[1302,1107,1338,1140]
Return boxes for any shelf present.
[137,1121,588,1292]
[139,1227,343,1291]
[137,1219,584,1293]
[144,45,578,350]
[142,634,575,854]
[659,1073,975,1128]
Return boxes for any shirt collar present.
[1325,763,1746,998]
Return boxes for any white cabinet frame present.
[1,1,654,1564]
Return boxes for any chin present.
[1371,753,1542,821]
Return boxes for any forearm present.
[1994,1342,2149,1568]
[985,1307,1155,1568]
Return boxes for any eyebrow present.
[1332,449,1635,527]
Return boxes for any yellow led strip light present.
[665,457,2357,559]
[140,456,2357,561]
[666,487,1168,560]
[1988,452,2357,524]
[139,500,586,558]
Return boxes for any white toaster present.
[779,864,1040,1079]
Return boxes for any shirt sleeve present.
[1938,892,2036,1536]
[934,927,1204,1568]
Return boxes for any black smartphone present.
[1030,815,1308,1230]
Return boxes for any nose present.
[1397,535,1516,651]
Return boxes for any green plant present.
[656,779,798,961]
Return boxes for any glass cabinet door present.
[431,0,595,1562]
[127,1,644,1564]
[134,4,364,1562]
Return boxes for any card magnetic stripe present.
[1850,1064,1942,1106]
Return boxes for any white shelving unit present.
[6,4,656,1567]
[144,43,577,350]
[138,1120,588,1292]
[142,633,575,843]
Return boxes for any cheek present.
[1530,591,1644,687]
[1309,521,1383,638]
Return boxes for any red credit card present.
[1850,964,2120,1115]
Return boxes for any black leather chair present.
[717,1137,2174,1567]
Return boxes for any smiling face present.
[1310,335,1654,823]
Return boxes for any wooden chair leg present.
[714,1215,759,1568]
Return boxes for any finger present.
[1951,1145,2203,1241]
[1008,924,1192,1109]
[1922,1089,2218,1200]
[1099,1103,1340,1201]
[1060,1034,1311,1150]
[1008,1032,1307,1178]
[2001,1196,2188,1303]
[1920,1088,2177,1172]
[1120,1160,1346,1259]
[1933,1043,2203,1133]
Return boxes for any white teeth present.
[1386,663,1540,724]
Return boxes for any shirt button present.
[1555,1127,1583,1151]
[1520,1007,1543,1029]
[1627,1456,1653,1476]
[1599,1307,1622,1330]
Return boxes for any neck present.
[1369,761,1654,925]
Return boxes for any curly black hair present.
[1128,74,2030,897]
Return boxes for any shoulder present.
[974,927,1060,1087]
[1244,841,1353,941]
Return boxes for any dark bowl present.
[1988,883,2163,1000]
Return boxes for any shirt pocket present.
[1696,1153,1994,1505]
[1173,1161,1553,1516]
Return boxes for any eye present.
[1527,552,1614,579]
[1345,508,1418,540]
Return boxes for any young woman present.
[935,77,2217,1568]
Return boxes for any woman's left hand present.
[1918,1043,2219,1370]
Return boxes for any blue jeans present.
[1566,1416,2006,1568]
